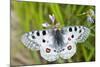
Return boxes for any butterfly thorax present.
[52,29,64,51]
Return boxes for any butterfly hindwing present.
[59,42,76,59]
[40,45,58,62]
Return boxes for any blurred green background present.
[11,0,95,66]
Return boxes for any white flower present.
[87,15,94,23]
[49,14,55,23]
[87,9,95,23]
[89,9,95,17]
[42,14,60,28]
[42,22,50,28]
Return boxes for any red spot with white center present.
[46,48,51,53]
[67,45,72,50]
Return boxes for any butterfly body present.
[21,26,90,62]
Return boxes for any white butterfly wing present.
[21,29,59,61]
[21,31,40,50]
[40,45,59,62]
[21,29,52,50]
[62,26,90,43]
[59,26,90,59]
[59,43,76,59]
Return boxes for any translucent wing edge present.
[77,26,90,43]
[21,33,40,50]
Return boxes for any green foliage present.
[11,0,95,65]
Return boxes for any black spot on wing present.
[36,31,40,36]
[42,30,46,35]
[79,29,82,33]
[54,50,56,52]
[42,39,46,43]
[32,35,35,39]
[71,34,74,38]
[69,27,72,32]
[74,26,77,31]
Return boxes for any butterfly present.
[21,26,90,62]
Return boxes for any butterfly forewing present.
[76,26,90,43]
[21,30,49,49]
[62,26,90,43]
[21,31,40,50]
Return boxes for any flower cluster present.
[78,9,95,23]
[42,14,60,28]
[87,9,95,23]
